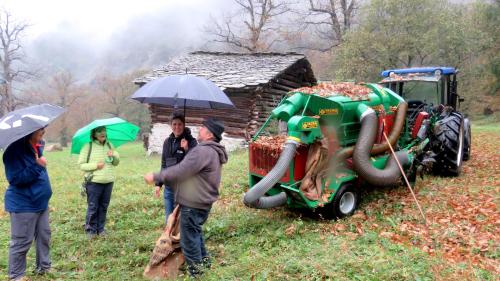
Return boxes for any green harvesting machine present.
[245,72,468,218]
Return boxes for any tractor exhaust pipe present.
[352,105,410,186]
[243,140,299,209]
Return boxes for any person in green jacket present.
[78,126,120,238]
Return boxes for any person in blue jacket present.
[3,127,52,281]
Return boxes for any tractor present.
[379,67,471,169]
[244,68,470,218]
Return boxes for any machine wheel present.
[463,117,471,161]
[322,183,359,219]
[432,112,464,176]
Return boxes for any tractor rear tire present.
[432,112,464,176]
[321,183,359,219]
[463,117,471,161]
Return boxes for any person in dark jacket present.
[3,128,52,280]
[144,118,228,277]
[155,113,197,222]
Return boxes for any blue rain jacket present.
[3,138,52,212]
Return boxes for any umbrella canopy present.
[0,103,65,150]
[131,74,235,109]
[71,117,140,154]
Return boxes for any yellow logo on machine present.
[319,108,339,115]
[302,121,318,129]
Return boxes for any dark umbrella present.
[0,103,65,150]
[131,74,235,115]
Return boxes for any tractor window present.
[401,81,440,105]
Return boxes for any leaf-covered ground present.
[0,124,498,280]
[323,127,499,274]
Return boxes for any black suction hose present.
[353,107,409,186]
[243,140,298,209]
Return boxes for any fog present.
[7,0,236,82]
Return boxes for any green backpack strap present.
[86,141,93,163]
[82,142,94,196]
[85,141,111,164]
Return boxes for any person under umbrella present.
[144,118,228,277]
[154,112,197,223]
[1,104,64,281]
[78,126,120,238]
[72,117,138,238]
[4,127,52,280]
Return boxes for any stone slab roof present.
[134,51,309,90]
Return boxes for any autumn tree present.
[458,0,500,117]
[94,71,150,132]
[22,71,82,146]
[0,9,31,116]
[205,0,292,52]
[49,71,83,146]
[334,0,478,81]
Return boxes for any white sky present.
[1,0,223,40]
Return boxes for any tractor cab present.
[379,67,462,112]
[379,66,471,172]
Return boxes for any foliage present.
[0,125,498,280]
[335,0,471,80]
[332,0,498,118]
[458,0,500,117]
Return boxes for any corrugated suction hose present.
[243,140,298,209]
[353,107,409,186]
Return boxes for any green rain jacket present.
[78,140,120,184]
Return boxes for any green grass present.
[472,122,500,133]
[0,125,498,280]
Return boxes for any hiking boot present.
[33,267,51,275]
[201,256,212,269]
[186,262,204,278]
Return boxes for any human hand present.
[144,173,155,185]
[155,186,161,198]
[107,150,114,157]
[97,162,105,169]
[180,138,188,151]
[36,156,47,167]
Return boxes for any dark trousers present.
[8,209,51,280]
[179,205,210,275]
[85,182,113,234]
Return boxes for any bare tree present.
[205,0,292,52]
[94,71,150,132]
[0,9,31,115]
[48,71,80,147]
[305,0,358,51]
[95,73,137,118]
